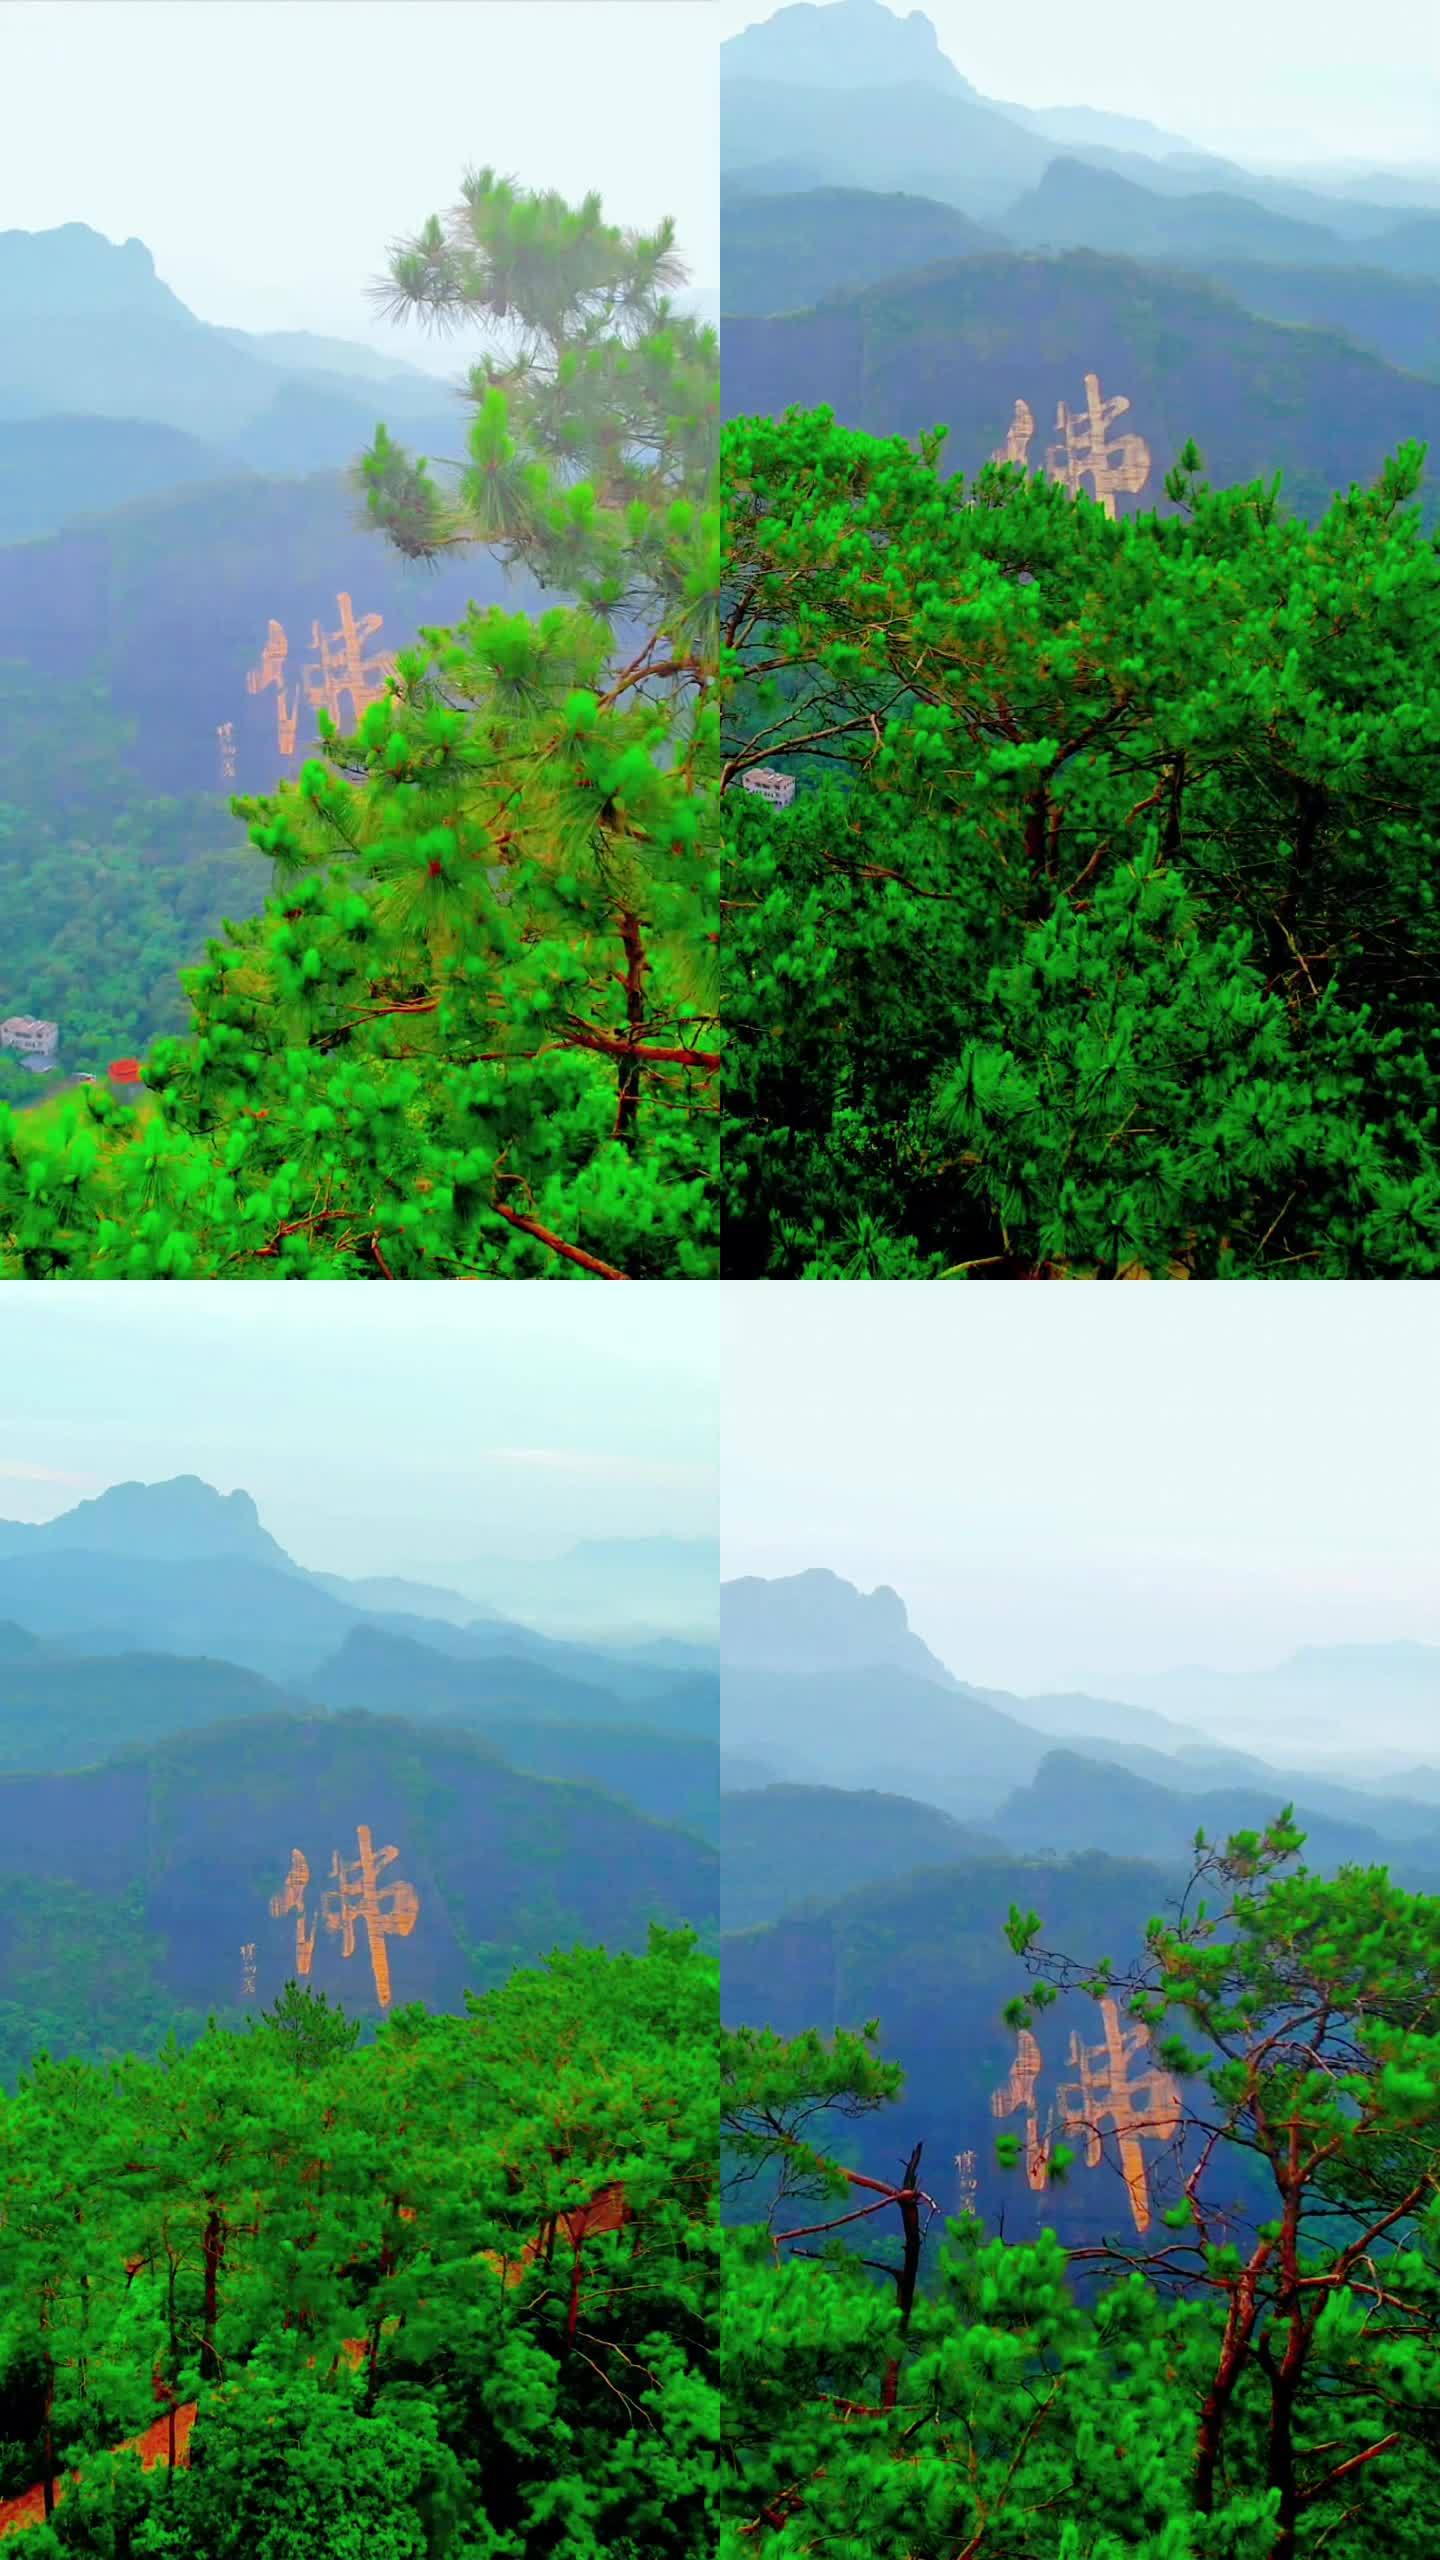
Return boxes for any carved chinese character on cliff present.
[268,1825,419,2010]
[240,1941,256,1999]
[216,720,236,786]
[990,1994,1182,2234]
[245,619,302,760]
[1046,373,1151,520]
[302,592,397,735]
[245,594,396,766]
[269,1848,318,1977]
[991,397,1036,470]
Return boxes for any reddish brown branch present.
[489,1201,630,1279]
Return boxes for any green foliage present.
[720,1823,1440,2558]
[0,672,262,1073]
[0,174,719,1280]
[723,409,1440,1276]
[0,1929,718,2558]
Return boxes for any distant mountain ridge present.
[722,249,1440,525]
[0,1478,719,1687]
[0,223,462,444]
[721,3,1440,250]
[0,1475,297,1569]
[722,1566,957,1682]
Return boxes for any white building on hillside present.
[1,1015,59,1061]
[739,767,797,809]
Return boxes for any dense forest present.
[0,1930,716,2558]
[722,408,1440,1277]
[0,669,262,1080]
[721,1818,1440,2558]
[0,171,720,1279]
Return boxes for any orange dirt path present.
[0,2403,198,2540]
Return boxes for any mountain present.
[1004,157,1440,278]
[211,324,447,387]
[721,1567,957,1683]
[337,1609,718,1713]
[721,73,1052,220]
[989,1748,1440,1884]
[719,6,1435,247]
[721,0,980,95]
[720,1571,1212,1757]
[0,415,247,544]
[971,1684,1213,1751]
[0,1476,298,1569]
[721,1748,781,1791]
[311,1571,498,1625]
[1057,1733,1440,1846]
[0,1643,308,1773]
[0,1709,717,2062]
[0,1550,358,1684]
[720,2,1195,192]
[721,1661,1054,1815]
[0,467,530,797]
[721,1781,989,1928]
[1199,258,1440,381]
[722,187,1002,315]
[721,1845,1202,2245]
[307,1622,646,1726]
[721,249,1440,525]
[477,1717,718,1844]
[1120,1643,1440,1760]
[0,224,466,454]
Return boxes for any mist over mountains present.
[721,0,1440,521]
[0,1472,718,2071]
[720,1556,1440,2241]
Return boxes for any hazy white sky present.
[716,0,1440,169]
[721,1285,1440,1693]
[4,1,718,366]
[0,1284,718,1575]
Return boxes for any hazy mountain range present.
[0,1474,719,2069]
[721,0,1440,521]
[719,1553,1440,2247]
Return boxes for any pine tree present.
[723,411,1440,1278]
[0,175,719,1281]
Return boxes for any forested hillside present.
[722,408,1440,1277]
[0,1931,717,2557]
[0,172,720,1279]
[722,1819,1440,2556]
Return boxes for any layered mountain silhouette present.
[1005,157,1440,275]
[723,186,1003,315]
[721,4,1440,522]
[0,1636,305,1773]
[0,1479,720,1691]
[720,2,1440,246]
[0,1475,297,1568]
[0,224,463,467]
[0,1474,721,2075]
[1119,1643,1440,1760]
[722,1780,988,1929]
[990,1748,1440,1884]
[721,1565,957,1682]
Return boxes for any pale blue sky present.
[717,0,1440,170]
[4,1,718,366]
[721,1284,1440,1693]
[0,1284,718,1575]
